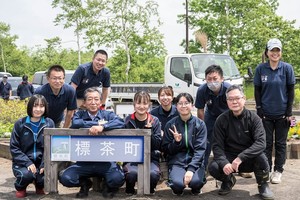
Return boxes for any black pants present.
[208,153,269,182]
[263,117,289,173]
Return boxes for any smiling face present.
[159,90,173,108]
[84,91,101,115]
[92,53,107,73]
[32,99,46,119]
[47,70,65,92]
[267,48,282,63]
[176,96,193,118]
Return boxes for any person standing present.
[0,75,12,100]
[17,75,34,100]
[254,38,295,184]
[71,49,110,109]
[208,85,274,200]
[10,94,55,198]
[123,91,162,195]
[162,93,207,196]
[59,87,125,198]
[195,65,232,169]
[35,65,77,128]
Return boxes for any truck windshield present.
[191,54,240,79]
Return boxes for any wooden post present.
[44,128,151,195]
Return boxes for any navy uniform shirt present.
[35,83,77,124]
[71,62,111,99]
[150,104,179,131]
[195,82,231,118]
[253,61,295,116]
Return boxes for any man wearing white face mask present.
[195,65,231,171]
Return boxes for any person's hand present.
[89,125,104,135]
[257,108,264,118]
[223,163,235,175]
[27,164,37,174]
[169,125,182,142]
[184,170,194,186]
[231,157,242,172]
[39,168,44,174]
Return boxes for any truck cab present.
[165,53,243,99]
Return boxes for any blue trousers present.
[59,161,125,190]
[123,162,160,192]
[168,165,206,194]
[263,117,289,173]
[12,164,44,191]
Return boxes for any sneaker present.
[16,189,27,198]
[239,172,253,178]
[270,171,282,184]
[218,174,236,195]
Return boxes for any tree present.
[181,0,300,74]
[52,0,89,65]
[86,0,165,82]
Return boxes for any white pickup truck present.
[110,53,243,105]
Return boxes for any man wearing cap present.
[253,38,295,185]
[0,75,12,100]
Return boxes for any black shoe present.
[218,175,236,195]
[102,186,118,199]
[258,183,274,200]
[76,179,93,198]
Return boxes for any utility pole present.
[185,0,189,54]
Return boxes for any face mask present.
[207,81,221,92]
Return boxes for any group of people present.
[9,38,294,200]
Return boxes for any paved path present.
[1,157,300,200]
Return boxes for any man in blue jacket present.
[59,87,125,198]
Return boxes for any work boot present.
[76,178,93,198]
[218,174,236,195]
[255,170,274,200]
[35,187,45,195]
[258,182,274,200]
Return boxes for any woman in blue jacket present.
[124,91,162,195]
[162,93,207,196]
[10,94,55,198]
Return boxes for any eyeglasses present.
[49,77,64,81]
[177,102,191,107]
[227,96,244,102]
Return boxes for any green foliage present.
[183,0,300,75]
[0,99,27,137]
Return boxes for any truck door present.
[167,57,193,96]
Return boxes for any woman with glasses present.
[162,93,207,196]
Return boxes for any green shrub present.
[0,99,27,137]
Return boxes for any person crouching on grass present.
[10,94,55,198]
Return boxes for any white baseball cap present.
[267,38,282,51]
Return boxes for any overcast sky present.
[0,0,299,54]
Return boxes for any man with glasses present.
[208,85,274,200]
[35,65,77,128]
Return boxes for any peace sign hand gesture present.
[169,125,182,142]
